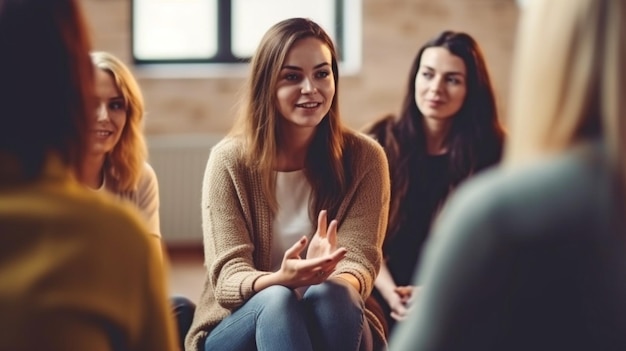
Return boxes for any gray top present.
[390,140,626,351]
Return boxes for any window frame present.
[130,0,361,77]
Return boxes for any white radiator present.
[148,134,223,246]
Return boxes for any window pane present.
[133,0,218,60]
[231,0,336,58]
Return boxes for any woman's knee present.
[304,279,363,309]
[303,279,366,326]
[302,280,369,351]
[251,285,300,313]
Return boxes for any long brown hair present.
[366,31,505,237]
[230,17,349,218]
[0,0,94,178]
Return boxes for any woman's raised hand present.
[306,210,340,259]
[277,234,347,289]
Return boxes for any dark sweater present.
[390,141,626,351]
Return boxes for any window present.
[132,0,362,76]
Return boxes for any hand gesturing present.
[389,285,421,321]
[306,210,339,260]
[273,210,347,289]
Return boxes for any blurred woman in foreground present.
[390,0,626,350]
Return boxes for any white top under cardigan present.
[271,169,313,270]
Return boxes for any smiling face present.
[275,37,335,135]
[90,69,127,157]
[415,47,467,126]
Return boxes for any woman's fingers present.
[390,310,409,321]
[389,294,410,321]
[394,286,413,298]
[329,247,347,261]
[284,236,307,259]
[317,210,328,238]
[311,248,346,267]
[302,248,347,275]
[282,247,347,287]
[327,219,338,248]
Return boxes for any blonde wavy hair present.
[505,0,626,189]
[91,51,147,192]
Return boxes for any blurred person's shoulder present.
[0,176,163,350]
[437,140,610,240]
[64,179,156,249]
[1,168,159,283]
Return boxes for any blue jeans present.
[204,279,373,351]
[171,295,196,350]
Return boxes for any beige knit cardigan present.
[185,131,391,351]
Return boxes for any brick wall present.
[82,0,520,136]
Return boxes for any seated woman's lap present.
[203,281,372,351]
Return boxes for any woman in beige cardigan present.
[185,18,390,351]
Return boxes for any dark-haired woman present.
[364,30,505,334]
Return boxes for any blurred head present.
[0,0,94,178]
[232,17,346,215]
[90,51,147,192]
[505,0,625,175]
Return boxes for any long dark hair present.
[367,30,505,237]
[0,0,94,179]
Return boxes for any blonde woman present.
[81,51,161,244]
[84,51,197,350]
[390,0,626,350]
